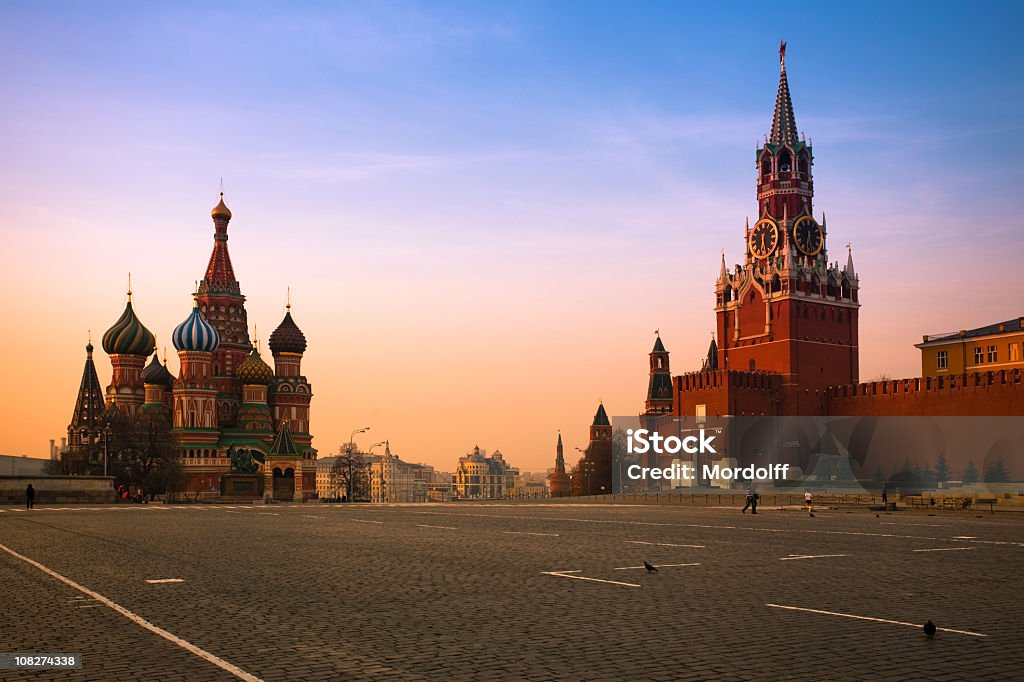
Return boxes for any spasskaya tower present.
[713,42,859,415]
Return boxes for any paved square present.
[1,502,1022,680]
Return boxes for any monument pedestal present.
[221,473,264,499]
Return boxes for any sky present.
[1,1,1022,472]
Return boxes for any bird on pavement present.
[875,514,880,518]
[643,561,658,573]
[809,512,816,518]
[924,620,936,637]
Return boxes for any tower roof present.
[270,419,299,457]
[237,345,274,385]
[172,299,220,353]
[141,351,174,387]
[652,334,666,353]
[769,41,798,147]
[592,402,610,426]
[703,337,719,371]
[269,309,307,355]
[102,293,156,357]
[199,193,241,295]
[69,340,106,431]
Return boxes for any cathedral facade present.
[65,195,317,500]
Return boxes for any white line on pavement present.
[351,519,384,524]
[541,571,641,588]
[0,543,263,681]
[765,603,987,637]
[780,554,849,561]
[417,524,456,530]
[613,563,700,570]
[302,515,326,519]
[626,541,705,548]
[502,531,560,537]
[146,578,185,584]
[258,513,279,516]
[912,547,975,552]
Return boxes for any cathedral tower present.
[196,194,251,427]
[171,298,220,431]
[66,338,108,463]
[268,296,313,450]
[102,282,156,415]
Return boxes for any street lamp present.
[103,421,110,478]
[345,427,370,502]
[368,441,386,502]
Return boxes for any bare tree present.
[332,443,370,501]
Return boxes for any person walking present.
[881,483,888,505]
[804,489,813,512]
[25,483,35,510]
[742,484,759,514]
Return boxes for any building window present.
[987,345,998,363]
[1010,343,1021,362]
[974,347,984,365]
[936,351,948,370]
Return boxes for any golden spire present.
[286,286,291,311]
[127,272,133,302]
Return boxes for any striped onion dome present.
[102,298,155,356]
[141,352,174,387]
[237,346,274,385]
[171,300,220,353]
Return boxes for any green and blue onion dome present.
[141,351,174,387]
[102,295,156,357]
[237,344,274,385]
[172,299,220,353]
[269,307,306,355]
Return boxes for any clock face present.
[749,219,779,259]
[792,216,823,256]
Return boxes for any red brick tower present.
[547,432,571,497]
[714,42,859,415]
[645,332,673,416]
[196,194,251,427]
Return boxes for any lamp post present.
[346,427,370,502]
[103,422,110,478]
[368,441,386,502]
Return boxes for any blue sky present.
[1,1,1022,466]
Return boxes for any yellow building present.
[916,317,1024,377]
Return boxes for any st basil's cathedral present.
[64,194,317,500]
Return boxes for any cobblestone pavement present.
[1,502,1022,681]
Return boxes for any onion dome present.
[172,300,220,353]
[141,352,174,387]
[102,296,156,356]
[269,308,307,355]
[211,192,232,220]
[237,346,274,385]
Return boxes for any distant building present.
[573,403,613,496]
[916,318,1024,377]
[453,446,518,500]
[315,455,341,500]
[0,455,47,476]
[547,433,571,497]
[368,442,425,503]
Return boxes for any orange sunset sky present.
[0,4,1021,472]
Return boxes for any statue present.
[229,446,265,474]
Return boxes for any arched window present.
[810,275,820,295]
[840,277,851,299]
[771,274,781,294]
[778,149,792,173]
[826,277,838,298]
[749,359,756,371]
[760,155,772,180]
[798,152,809,176]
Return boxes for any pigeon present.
[875,514,880,518]
[643,561,658,573]
[809,512,816,518]
[924,620,936,637]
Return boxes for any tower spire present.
[770,40,798,146]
